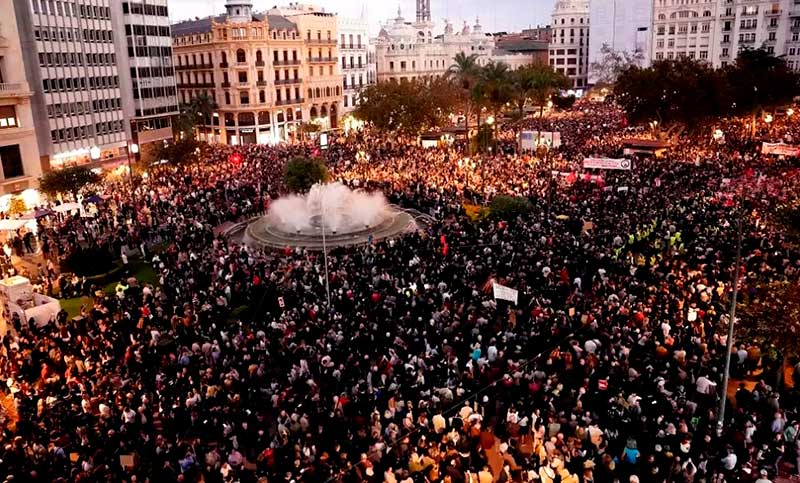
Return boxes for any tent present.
[53,202,81,213]
[0,219,29,232]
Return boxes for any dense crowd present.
[0,102,797,483]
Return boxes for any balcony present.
[274,59,301,66]
[720,12,735,19]
[220,62,229,68]
[222,81,231,88]
[307,38,337,45]
[0,83,29,97]
[275,97,304,106]
[275,78,302,85]
[177,82,215,88]
[765,9,782,17]
[256,60,265,67]
[176,63,214,70]
[257,80,267,86]
[309,56,337,63]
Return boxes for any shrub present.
[489,195,532,220]
[284,157,328,193]
[61,246,115,277]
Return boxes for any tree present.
[738,281,800,359]
[175,92,217,140]
[448,52,482,154]
[284,157,328,193]
[154,138,201,166]
[480,61,513,149]
[510,63,570,119]
[590,43,644,86]
[39,166,101,200]
[354,79,458,135]
[614,58,729,128]
[489,195,532,219]
[726,48,800,136]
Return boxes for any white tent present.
[53,202,81,213]
[0,219,29,232]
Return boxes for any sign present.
[277,297,285,308]
[583,157,632,170]
[319,132,329,149]
[762,142,800,157]
[598,379,608,390]
[492,282,519,305]
[520,131,562,150]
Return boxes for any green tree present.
[39,166,101,200]
[726,47,800,136]
[284,157,328,193]
[154,138,201,166]
[614,58,729,129]
[489,195,533,220]
[354,79,457,135]
[447,52,482,154]
[175,92,217,140]
[510,63,569,119]
[739,281,800,358]
[480,61,513,150]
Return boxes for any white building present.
[715,0,790,67]
[14,0,128,169]
[651,0,719,65]
[111,0,179,159]
[374,0,536,83]
[0,1,42,195]
[549,0,590,90]
[338,14,374,114]
[588,0,652,84]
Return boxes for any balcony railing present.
[256,60,265,67]
[177,82,215,88]
[765,9,782,16]
[0,83,24,94]
[275,78,302,85]
[309,56,337,63]
[257,80,267,86]
[307,38,337,45]
[275,97,304,106]
[274,59,301,66]
[176,63,214,70]
[221,81,231,88]
[220,62,229,68]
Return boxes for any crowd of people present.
[0,101,797,483]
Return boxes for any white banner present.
[492,282,519,305]
[762,142,800,157]
[583,157,632,170]
[521,131,562,150]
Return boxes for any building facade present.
[714,0,790,67]
[374,1,537,84]
[549,0,590,90]
[338,14,374,114]
[172,1,342,144]
[588,0,652,84]
[651,0,720,65]
[0,1,42,194]
[111,0,179,158]
[14,0,129,169]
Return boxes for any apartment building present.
[338,14,374,114]
[172,1,342,144]
[111,0,179,159]
[549,0,590,90]
[14,0,128,169]
[0,1,42,194]
[588,0,652,84]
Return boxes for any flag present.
[492,283,519,305]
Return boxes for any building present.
[374,1,537,83]
[588,0,652,84]
[110,0,179,160]
[714,0,790,67]
[14,0,129,169]
[549,0,590,90]
[495,32,550,65]
[651,0,719,65]
[521,26,553,43]
[338,14,375,114]
[0,1,42,194]
[172,1,342,144]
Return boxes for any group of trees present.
[354,54,569,151]
[175,93,217,140]
[615,48,799,131]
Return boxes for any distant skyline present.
[168,0,554,35]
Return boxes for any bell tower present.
[226,0,253,24]
[416,0,431,23]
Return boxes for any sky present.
[168,0,554,35]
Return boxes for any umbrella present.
[53,202,81,213]
[85,195,102,204]
[555,214,570,221]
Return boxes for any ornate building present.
[338,13,375,114]
[172,1,342,145]
[549,0,590,90]
[374,0,537,83]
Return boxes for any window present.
[0,106,17,129]
[240,91,249,104]
[238,71,247,83]
[0,145,24,179]
[236,49,246,63]
[259,90,266,103]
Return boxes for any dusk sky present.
[168,0,554,34]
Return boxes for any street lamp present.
[126,143,139,224]
[90,146,101,161]
[787,108,794,117]
[764,113,773,124]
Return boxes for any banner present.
[762,142,800,157]
[492,282,519,305]
[521,131,562,150]
[583,157,632,170]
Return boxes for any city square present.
[0,0,797,482]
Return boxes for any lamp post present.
[717,216,743,437]
[127,143,139,224]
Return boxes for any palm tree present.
[176,92,218,140]
[482,61,512,148]
[509,64,569,150]
[447,52,481,154]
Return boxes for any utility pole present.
[716,217,743,437]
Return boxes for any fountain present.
[242,182,418,249]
